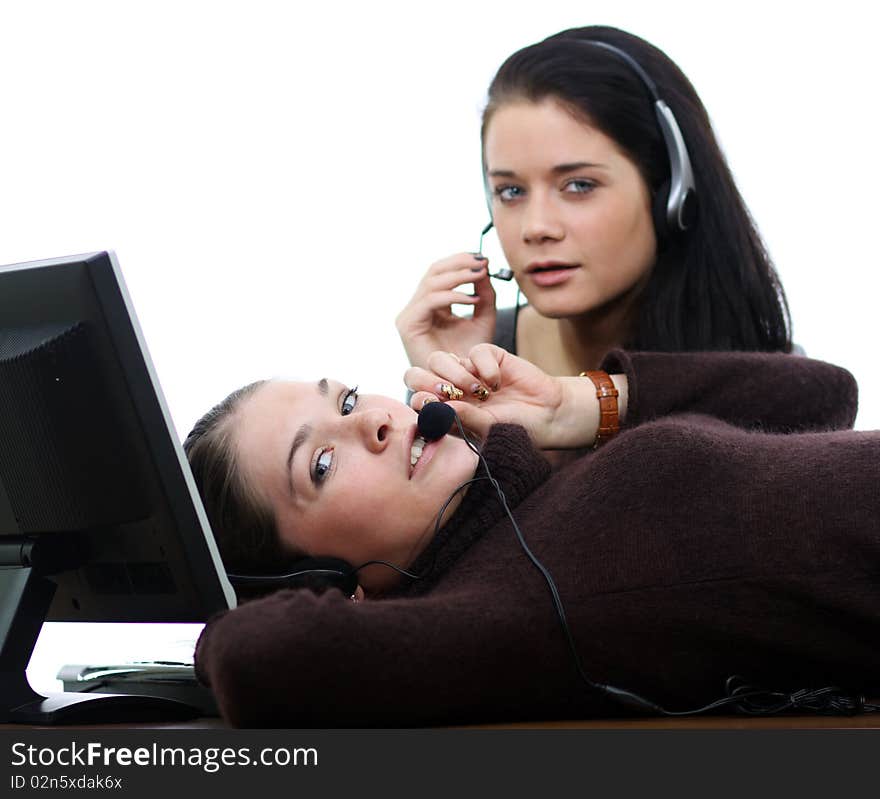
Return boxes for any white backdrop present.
[2,0,877,693]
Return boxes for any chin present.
[525,293,598,319]
[440,440,480,492]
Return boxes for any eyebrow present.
[286,379,331,496]
[488,162,608,178]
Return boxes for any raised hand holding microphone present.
[406,344,628,450]
[395,252,498,370]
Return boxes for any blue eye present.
[341,386,358,416]
[494,185,523,203]
[312,448,334,484]
[563,179,597,194]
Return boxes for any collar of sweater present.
[387,423,551,597]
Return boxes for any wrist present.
[402,338,434,370]
[551,373,628,449]
[580,371,620,447]
[550,376,600,448]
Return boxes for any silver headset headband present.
[653,99,696,231]
[580,40,696,232]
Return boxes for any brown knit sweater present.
[194,350,879,726]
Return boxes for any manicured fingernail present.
[437,383,464,401]
[470,383,490,401]
[470,266,485,272]
[421,396,438,408]
[471,253,488,261]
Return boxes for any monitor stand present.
[1,567,200,725]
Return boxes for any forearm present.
[602,350,858,432]
[542,348,858,447]
[194,586,546,727]
[405,345,855,451]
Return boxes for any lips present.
[526,260,579,274]
[406,421,447,479]
[526,262,580,288]
[407,425,433,478]
[410,438,440,479]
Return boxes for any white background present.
[1,0,876,693]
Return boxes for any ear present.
[351,585,366,603]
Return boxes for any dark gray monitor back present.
[0,251,235,622]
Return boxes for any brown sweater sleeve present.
[601,350,858,432]
[194,582,572,727]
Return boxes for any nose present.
[354,407,392,454]
[521,191,564,245]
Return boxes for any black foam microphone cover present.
[417,401,456,441]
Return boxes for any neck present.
[521,297,638,375]
[558,303,634,370]
[387,425,551,598]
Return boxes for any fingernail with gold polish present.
[437,383,464,401]
[471,383,490,401]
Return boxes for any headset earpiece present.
[228,556,358,598]
[677,187,698,231]
[652,180,698,249]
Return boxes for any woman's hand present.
[404,344,605,450]
[395,253,497,369]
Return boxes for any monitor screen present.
[0,251,235,723]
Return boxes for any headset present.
[228,556,359,597]
[481,38,698,281]
[226,401,875,718]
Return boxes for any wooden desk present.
[3,713,878,730]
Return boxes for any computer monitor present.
[0,251,236,724]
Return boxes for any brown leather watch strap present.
[579,370,619,448]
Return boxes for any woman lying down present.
[184,345,880,727]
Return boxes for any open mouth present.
[410,435,427,475]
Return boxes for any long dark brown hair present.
[183,380,296,578]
